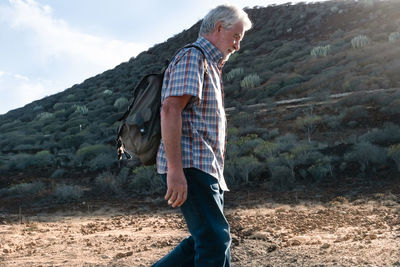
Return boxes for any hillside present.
[1,0,400,209]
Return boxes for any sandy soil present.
[1,192,399,267]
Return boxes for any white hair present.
[199,5,252,36]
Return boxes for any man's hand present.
[165,169,187,208]
[161,95,192,208]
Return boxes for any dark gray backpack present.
[116,44,207,165]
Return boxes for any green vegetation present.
[36,112,55,121]
[240,73,261,89]
[351,35,369,49]
[311,45,331,58]
[53,184,84,203]
[388,32,400,43]
[114,97,129,111]
[103,89,113,96]
[388,144,400,171]
[226,67,244,82]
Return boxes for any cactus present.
[36,112,55,121]
[330,6,339,13]
[351,35,369,49]
[240,73,261,89]
[103,89,113,96]
[311,45,331,58]
[389,32,400,43]
[74,105,89,115]
[226,67,244,81]
[114,97,129,110]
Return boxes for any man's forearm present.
[161,107,183,172]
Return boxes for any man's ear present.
[215,21,223,33]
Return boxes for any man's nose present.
[233,40,240,51]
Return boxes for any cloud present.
[0,71,50,114]
[6,0,146,67]
[0,0,149,114]
[13,73,29,81]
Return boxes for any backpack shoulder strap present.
[182,44,208,76]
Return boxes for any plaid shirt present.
[157,36,228,191]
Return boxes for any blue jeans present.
[152,168,231,267]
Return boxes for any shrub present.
[342,105,369,121]
[66,94,75,101]
[226,67,244,82]
[228,52,239,62]
[74,105,89,115]
[51,169,66,179]
[269,165,295,191]
[330,6,339,13]
[283,74,307,87]
[224,158,239,185]
[0,182,46,198]
[238,136,264,156]
[103,89,113,96]
[53,102,68,111]
[128,166,162,194]
[323,114,343,130]
[53,184,84,203]
[380,99,400,115]
[226,142,241,160]
[5,154,36,171]
[34,150,54,167]
[88,153,115,171]
[359,123,400,145]
[360,0,376,7]
[95,172,124,195]
[388,144,400,172]
[351,35,369,49]
[235,156,261,184]
[295,115,322,143]
[114,97,129,111]
[240,73,261,89]
[36,112,55,121]
[60,135,85,149]
[275,133,298,152]
[307,157,333,180]
[261,128,280,141]
[389,32,400,43]
[344,142,387,173]
[311,45,331,58]
[75,144,113,165]
[33,105,43,112]
[54,109,67,119]
[254,141,280,160]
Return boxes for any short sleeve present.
[162,48,205,106]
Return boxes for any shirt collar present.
[193,36,224,68]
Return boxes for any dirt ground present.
[1,188,400,267]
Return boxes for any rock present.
[289,239,301,246]
[250,231,270,241]
[231,235,240,246]
[115,251,133,259]
[267,244,277,253]
[321,243,330,249]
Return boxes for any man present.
[153,5,252,267]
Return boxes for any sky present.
[0,0,325,115]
